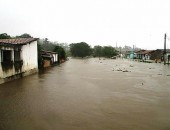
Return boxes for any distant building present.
[0,38,38,84]
[150,49,170,62]
[40,50,58,68]
[136,50,154,60]
[125,51,137,59]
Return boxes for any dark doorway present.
[2,50,12,62]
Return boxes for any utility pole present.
[164,33,167,65]
[133,45,134,60]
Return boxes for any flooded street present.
[0,58,170,130]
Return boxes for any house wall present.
[0,51,2,79]
[0,41,38,84]
[165,53,170,62]
[150,50,163,60]
[21,41,38,73]
[0,47,15,79]
[43,60,51,68]
[53,53,58,62]
[0,50,1,62]
[129,53,137,59]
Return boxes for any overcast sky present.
[0,0,170,49]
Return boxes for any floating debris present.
[167,75,170,76]
[122,70,131,72]
[116,69,122,71]
[158,74,162,75]
[130,65,134,67]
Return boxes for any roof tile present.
[0,38,38,45]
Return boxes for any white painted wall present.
[0,40,38,80]
[52,53,58,62]
[21,41,38,72]
[56,54,58,62]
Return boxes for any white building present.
[0,38,38,84]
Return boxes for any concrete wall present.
[0,47,14,78]
[21,41,38,72]
[0,41,38,84]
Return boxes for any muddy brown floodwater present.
[0,58,170,130]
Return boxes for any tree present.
[70,42,91,58]
[102,46,118,58]
[93,45,103,57]
[16,33,32,38]
[39,38,56,51]
[53,45,66,61]
[0,33,11,39]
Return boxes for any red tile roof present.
[0,38,38,45]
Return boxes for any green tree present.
[102,46,118,58]
[53,45,66,61]
[0,33,11,39]
[70,42,91,58]
[16,33,32,38]
[93,45,103,57]
[39,38,56,51]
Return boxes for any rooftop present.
[137,50,154,54]
[0,38,38,45]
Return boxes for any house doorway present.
[2,50,12,62]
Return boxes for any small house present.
[136,50,154,60]
[125,51,137,59]
[0,38,38,84]
[40,50,58,68]
[149,49,170,62]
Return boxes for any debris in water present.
[158,74,162,75]
[122,70,129,72]
[167,75,170,76]
[116,69,122,71]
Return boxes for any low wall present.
[0,68,38,84]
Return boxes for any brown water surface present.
[0,58,170,130]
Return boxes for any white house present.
[0,38,38,84]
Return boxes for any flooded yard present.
[0,58,170,130]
